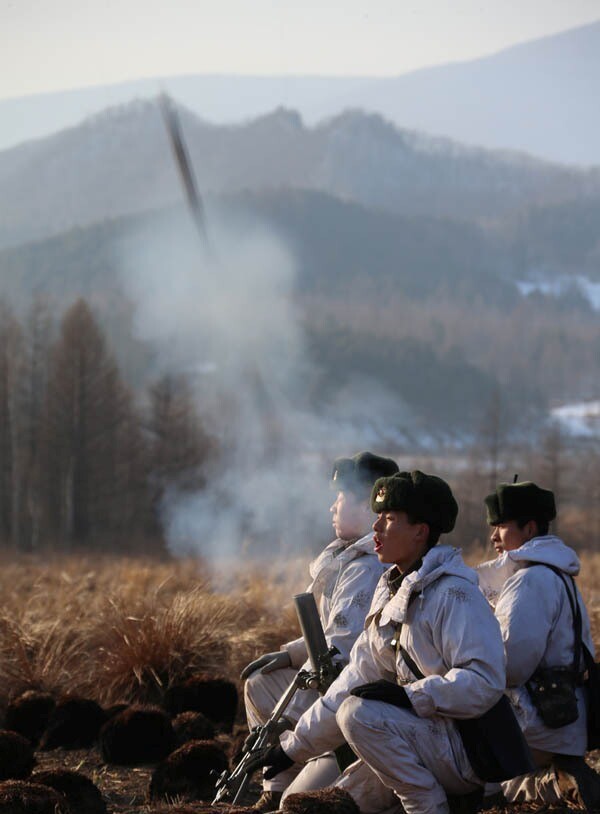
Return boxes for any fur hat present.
[370,470,458,533]
[485,481,556,525]
[331,452,398,494]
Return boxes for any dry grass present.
[0,552,307,711]
[0,548,599,713]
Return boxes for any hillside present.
[1,191,598,436]
[1,100,599,251]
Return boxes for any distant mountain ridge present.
[1,20,599,164]
[2,99,599,251]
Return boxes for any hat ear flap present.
[484,493,501,525]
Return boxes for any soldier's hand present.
[240,651,292,679]
[243,744,294,779]
[242,725,262,753]
[350,679,412,709]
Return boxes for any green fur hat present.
[370,470,458,533]
[331,451,399,494]
[485,481,556,525]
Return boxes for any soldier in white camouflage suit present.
[240,451,398,811]
[478,481,600,810]
[248,471,517,814]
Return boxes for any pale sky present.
[2,0,599,100]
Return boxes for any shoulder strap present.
[398,643,426,680]
[527,563,582,675]
[392,590,425,680]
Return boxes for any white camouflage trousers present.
[335,696,482,814]
[282,753,341,801]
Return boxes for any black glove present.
[350,680,412,709]
[242,725,261,753]
[243,744,294,780]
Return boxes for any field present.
[0,548,599,813]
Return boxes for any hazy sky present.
[2,0,599,100]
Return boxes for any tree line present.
[0,295,597,555]
[0,297,213,551]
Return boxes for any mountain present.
[1,190,598,434]
[340,21,600,166]
[1,21,599,164]
[1,100,599,251]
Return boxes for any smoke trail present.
[116,206,410,561]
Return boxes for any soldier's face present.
[330,490,371,541]
[490,520,535,554]
[372,510,429,571]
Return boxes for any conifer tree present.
[42,299,136,543]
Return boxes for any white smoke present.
[116,206,410,561]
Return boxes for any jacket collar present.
[506,535,580,576]
[309,532,375,582]
[367,545,477,626]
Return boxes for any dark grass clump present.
[103,702,128,720]
[32,769,106,814]
[149,806,256,814]
[282,787,360,814]
[99,704,175,765]
[163,674,238,732]
[0,730,35,781]
[172,710,216,747]
[149,739,229,802]
[4,692,56,746]
[0,780,69,814]
[39,696,106,750]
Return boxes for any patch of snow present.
[517,276,600,310]
[550,400,600,437]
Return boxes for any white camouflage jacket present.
[487,536,594,755]
[281,544,506,763]
[281,532,386,669]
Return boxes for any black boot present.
[554,754,600,811]
[447,788,484,814]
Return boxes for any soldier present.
[481,481,600,809]
[249,471,518,814]
[240,451,399,811]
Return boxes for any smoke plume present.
[116,205,405,561]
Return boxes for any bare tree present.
[0,301,22,544]
[42,299,136,544]
[12,297,54,549]
[145,372,214,528]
